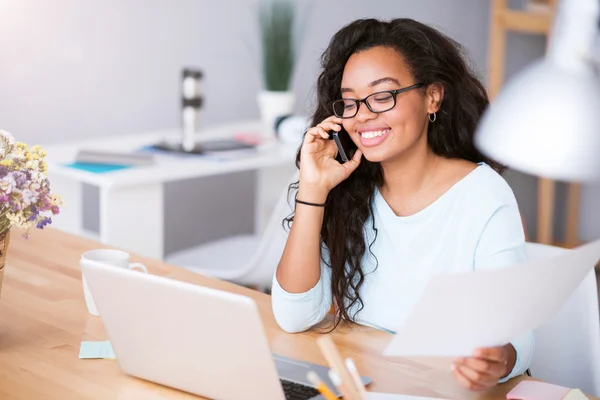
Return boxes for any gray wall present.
[1,0,597,253]
[0,0,495,142]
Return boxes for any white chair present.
[165,172,297,290]
[525,242,600,396]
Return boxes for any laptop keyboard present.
[280,379,323,400]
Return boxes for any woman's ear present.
[426,83,444,114]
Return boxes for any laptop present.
[81,261,371,400]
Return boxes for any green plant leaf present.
[259,0,296,91]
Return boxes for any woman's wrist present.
[297,184,329,205]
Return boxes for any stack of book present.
[66,150,155,173]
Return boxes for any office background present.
[1,0,598,255]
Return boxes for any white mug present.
[80,249,148,316]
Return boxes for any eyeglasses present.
[332,83,425,119]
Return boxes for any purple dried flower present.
[36,217,51,229]
[1,174,16,194]
[27,205,39,221]
[10,202,21,212]
[12,171,27,188]
[0,135,62,237]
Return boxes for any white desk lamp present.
[475,0,600,182]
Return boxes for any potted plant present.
[257,0,297,135]
[0,129,62,298]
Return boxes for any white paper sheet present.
[384,239,600,357]
[367,394,447,400]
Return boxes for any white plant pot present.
[257,90,296,137]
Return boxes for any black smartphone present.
[329,131,349,163]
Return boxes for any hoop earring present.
[428,112,437,122]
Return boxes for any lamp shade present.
[475,59,600,182]
[476,0,600,182]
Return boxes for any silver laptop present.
[82,261,371,400]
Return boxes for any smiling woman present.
[271,18,534,393]
[336,78,425,151]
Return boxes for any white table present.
[44,120,298,259]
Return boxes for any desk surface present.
[44,120,297,188]
[0,228,587,400]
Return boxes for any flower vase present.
[0,230,10,299]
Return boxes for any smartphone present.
[329,131,349,163]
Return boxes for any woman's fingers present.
[319,119,342,133]
[473,347,507,363]
[303,117,343,144]
[456,356,505,378]
[342,149,362,176]
[451,365,487,391]
[304,126,327,143]
[452,360,499,391]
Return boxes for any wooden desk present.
[0,229,587,399]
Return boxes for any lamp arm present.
[547,0,599,73]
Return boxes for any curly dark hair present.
[285,18,502,329]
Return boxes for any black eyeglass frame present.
[332,82,425,119]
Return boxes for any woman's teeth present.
[360,129,389,139]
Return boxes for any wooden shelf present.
[487,0,582,248]
[495,9,554,34]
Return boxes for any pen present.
[306,371,338,400]
[328,369,342,393]
[316,336,361,400]
[345,358,368,399]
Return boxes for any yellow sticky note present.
[563,389,590,400]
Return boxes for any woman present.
[271,18,533,391]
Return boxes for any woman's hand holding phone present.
[298,116,363,203]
